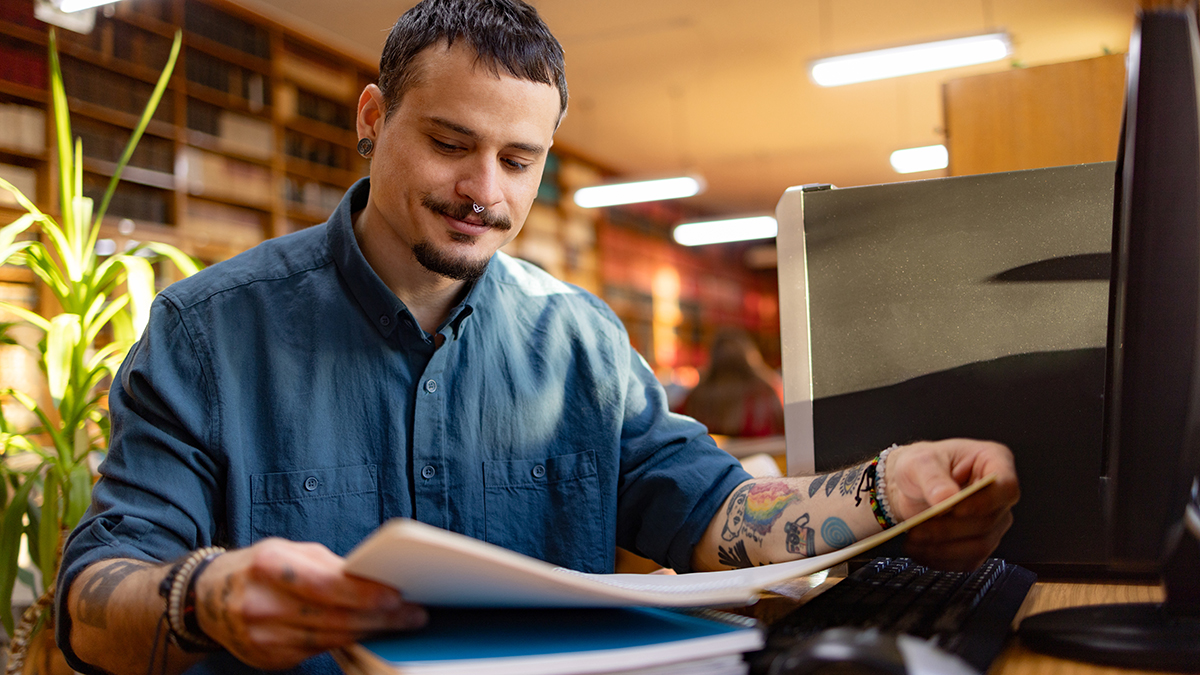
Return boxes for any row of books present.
[82,173,168,224]
[0,103,44,155]
[61,57,174,122]
[181,146,272,209]
[0,41,46,91]
[183,0,270,60]
[186,49,269,110]
[61,15,173,73]
[0,163,36,206]
[285,130,353,172]
[284,177,343,217]
[278,51,359,103]
[76,116,174,174]
[187,99,274,160]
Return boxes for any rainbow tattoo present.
[743,482,801,540]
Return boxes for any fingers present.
[904,510,1014,572]
[246,540,405,612]
[194,538,428,671]
[885,439,1019,571]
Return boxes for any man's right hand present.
[194,538,428,670]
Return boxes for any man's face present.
[361,43,561,281]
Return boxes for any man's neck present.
[352,205,469,337]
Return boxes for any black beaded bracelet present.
[158,547,225,652]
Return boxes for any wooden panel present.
[945,54,1126,176]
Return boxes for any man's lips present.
[441,213,492,236]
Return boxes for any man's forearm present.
[67,558,207,675]
[692,458,884,571]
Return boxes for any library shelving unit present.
[0,0,778,383]
[0,0,376,271]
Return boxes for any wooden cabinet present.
[944,54,1126,176]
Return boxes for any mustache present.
[421,194,512,231]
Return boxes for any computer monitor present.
[1018,7,1200,668]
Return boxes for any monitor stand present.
[1018,499,1200,671]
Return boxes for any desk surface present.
[992,579,1165,675]
[746,568,1167,675]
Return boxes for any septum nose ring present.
[472,203,485,214]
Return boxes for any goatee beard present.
[413,194,512,281]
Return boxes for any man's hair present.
[378,0,568,121]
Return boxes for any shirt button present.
[425,379,437,393]
[532,464,546,479]
[303,476,319,491]
[421,465,436,479]
[379,315,391,326]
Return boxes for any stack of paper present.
[339,477,995,674]
[333,607,761,675]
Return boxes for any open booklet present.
[343,474,996,608]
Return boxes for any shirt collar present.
[328,177,483,341]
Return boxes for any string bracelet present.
[159,546,226,652]
[867,445,899,529]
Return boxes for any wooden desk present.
[743,569,1168,675]
[993,579,1165,675]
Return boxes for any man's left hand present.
[885,439,1020,571]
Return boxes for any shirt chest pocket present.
[482,450,606,573]
[250,464,379,556]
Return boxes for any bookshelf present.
[0,0,779,387]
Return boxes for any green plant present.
[0,27,197,643]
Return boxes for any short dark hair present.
[378,0,568,121]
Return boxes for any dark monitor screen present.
[1020,7,1200,668]
[1100,6,1200,575]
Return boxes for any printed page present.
[344,475,996,608]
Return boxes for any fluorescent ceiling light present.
[890,144,949,173]
[811,32,1011,87]
[674,216,777,247]
[58,0,121,11]
[573,176,702,208]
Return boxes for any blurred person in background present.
[680,329,785,438]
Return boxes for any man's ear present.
[357,84,386,140]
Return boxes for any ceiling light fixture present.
[890,144,949,173]
[811,32,1011,87]
[58,0,121,11]
[573,176,703,208]
[673,216,778,247]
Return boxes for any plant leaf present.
[84,294,127,346]
[93,30,182,228]
[0,213,38,256]
[0,178,44,219]
[137,241,203,277]
[47,30,73,229]
[46,314,82,405]
[0,301,51,332]
[115,255,155,338]
[38,470,59,592]
[0,478,35,636]
[64,462,92,531]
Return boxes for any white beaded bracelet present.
[875,444,899,527]
[163,546,225,651]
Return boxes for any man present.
[56,1,1019,674]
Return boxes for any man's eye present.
[432,138,463,152]
[502,158,529,172]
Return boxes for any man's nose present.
[457,157,503,209]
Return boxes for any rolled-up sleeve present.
[55,294,224,671]
[614,342,751,573]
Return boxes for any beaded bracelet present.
[872,445,899,529]
[159,546,226,652]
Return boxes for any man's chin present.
[412,242,490,282]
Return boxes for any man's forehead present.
[399,44,561,138]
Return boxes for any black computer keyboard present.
[749,556,1037,674]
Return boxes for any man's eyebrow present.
[428,116,546,156]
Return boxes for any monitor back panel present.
[776,163,1115,573]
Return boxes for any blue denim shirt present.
[56,178,751,675]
